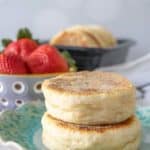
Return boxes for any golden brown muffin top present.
[43,71,134,95]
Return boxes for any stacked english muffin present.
[50,25,117,48]
[42,71,141,150]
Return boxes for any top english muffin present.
[42,71,136,125]
[50,25,117,48]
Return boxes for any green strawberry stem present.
[61,51,78,71]
[1,38,13,47]
[17,28,32,40]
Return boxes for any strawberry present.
[27,44,69,73]
[18,38,38,61]
[4,41,20,56]
[4,38,38,61]
[0,54,28,74]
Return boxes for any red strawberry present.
[4,41,20,56]
[4,38,38,61]
[18,38,38,61]
[27,44,69,73]
[0,54,28,74]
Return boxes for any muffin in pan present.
[50,25,117,48]
[42,71,136,125]
[42,113,141,150]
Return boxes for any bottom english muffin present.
[41,112,141,150]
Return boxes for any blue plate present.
[0,101,150,150]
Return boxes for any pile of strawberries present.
[0,38,69,74]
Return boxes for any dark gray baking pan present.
[55,39,135,70]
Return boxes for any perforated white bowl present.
[0,73,62,111]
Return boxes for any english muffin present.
[42,71,136,125]
[42,113,141,150]
[69,25,117,47]
[50,25,117,48]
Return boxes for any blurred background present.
[0,0,149,60]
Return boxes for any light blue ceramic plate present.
[0,101,150,150]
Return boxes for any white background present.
[0,0,149,60]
